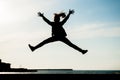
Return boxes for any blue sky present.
[0,0,120,70]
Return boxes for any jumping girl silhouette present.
[28,9,88,54]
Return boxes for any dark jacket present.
[41,13,71,37]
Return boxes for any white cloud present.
[0,0,58,24]
[68,23,120,39]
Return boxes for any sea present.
[0,69,120,74]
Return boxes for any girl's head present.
[54,12,66,22]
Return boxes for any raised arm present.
[38,12,51,25]
[61,9,74,25]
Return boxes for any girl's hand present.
[38,12,44,17]
[69,9,74,14]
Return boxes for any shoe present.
[82,50,88,54]
[28,44,35,52]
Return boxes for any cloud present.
[0,0,58,24]
[68,22,120,39]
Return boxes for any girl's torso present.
[51,22,67,37]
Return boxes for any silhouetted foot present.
[28,44,35,52]
[82,50,88,54]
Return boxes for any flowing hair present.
[54,12,66,22]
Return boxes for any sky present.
[0,0,120,70]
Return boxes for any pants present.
[34,36,83,52]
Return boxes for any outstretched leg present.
[29,37,58,52]
[60,37,88,54]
